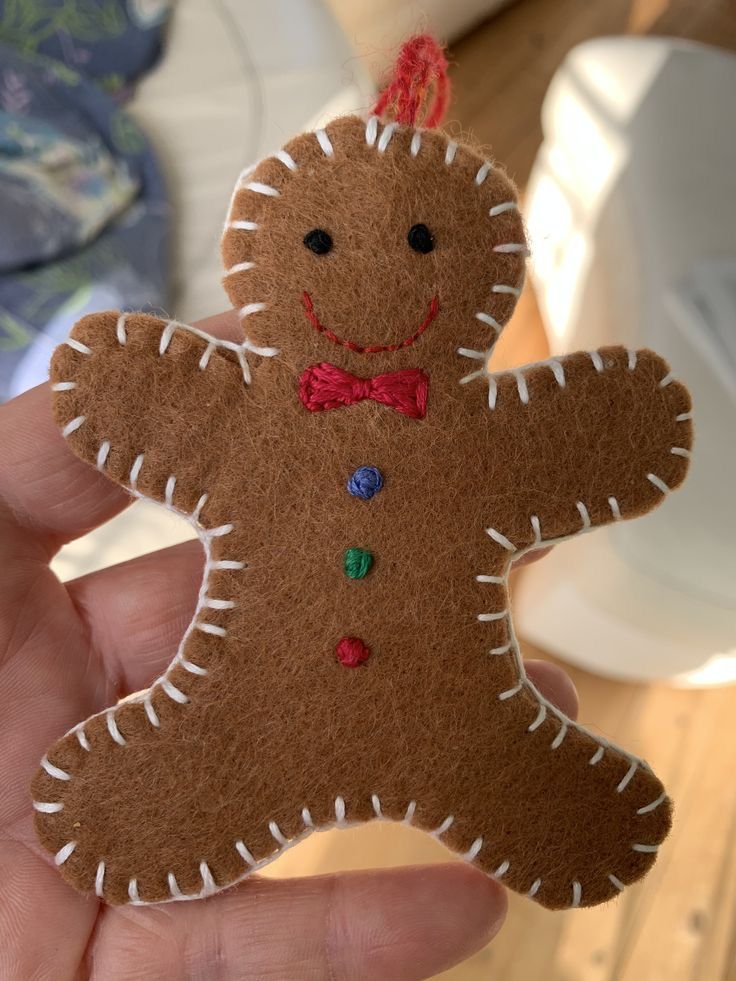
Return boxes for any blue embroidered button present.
[347,466,383,500]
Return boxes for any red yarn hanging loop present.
[372,34,450,129]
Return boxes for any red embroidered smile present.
[301,291,440,354]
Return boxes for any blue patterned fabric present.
[0,0,171,400]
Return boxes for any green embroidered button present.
[344,547,373,580]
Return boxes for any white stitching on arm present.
[647,473,670,494]
[66,337,91,355]
[489,201,517,217]
[245,181,279,197]
[493,243,529,254]
[275,149,297,171]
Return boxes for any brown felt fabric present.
[33,114,693,911]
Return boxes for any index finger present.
[0,383,128,552]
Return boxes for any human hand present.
[0,312,577,980]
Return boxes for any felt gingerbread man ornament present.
[33,36,693,910]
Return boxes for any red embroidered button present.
[336,636,371,668]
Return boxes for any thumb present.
[89,863,506,980]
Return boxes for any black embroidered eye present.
[407,223,434,254]
[303,228,333,255]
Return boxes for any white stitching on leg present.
[62,416,85,437]
[571,880,582,907]
[236,840,256,865]
[41,756,71,781]
[55,841,76,865]
[494,859,510,878]
[269,820,288,846]
[199,861,217,895]
[551,722,568,749]
[498,683,523,700]
[164,476,176,507]
[95,860,106,898]
[168,871,183,898]
[129,454,144,488]
[96,441,110,470]
[531,515,541,544]
[513,369,529,404]
[33,801,63,813]
[637,792,666,815]
[431,815,454,838]
[334,795,347,825]
[528,704,546,732]
[463,837,483,860]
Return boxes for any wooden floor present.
[262,2,736,979]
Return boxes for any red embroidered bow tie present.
[299,362,429,419]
